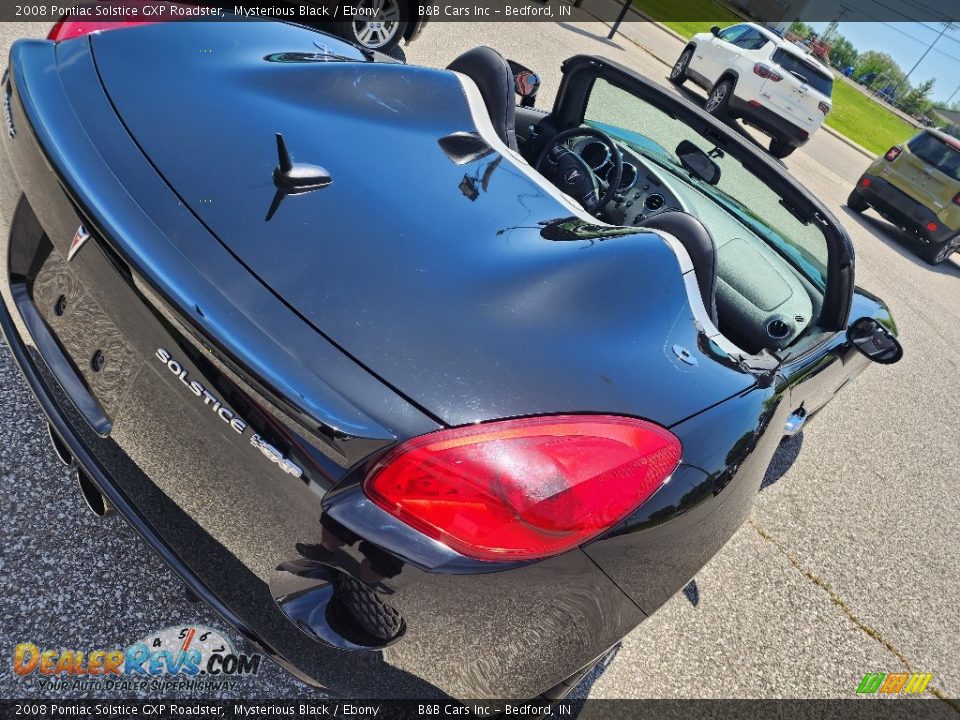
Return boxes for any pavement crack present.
[748,518,960,713]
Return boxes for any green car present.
[849,128,960,265]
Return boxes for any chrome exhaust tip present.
[75,467,114,518]
[46,423,73,466]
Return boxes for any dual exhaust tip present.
[46,423,114,518]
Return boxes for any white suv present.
[670,23,833,158]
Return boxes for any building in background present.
[931,107,960,134]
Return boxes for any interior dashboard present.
[568,136,820,353]
[569,137,684,226]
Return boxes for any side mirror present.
[675,140,721,185]
[710,25,721,37]
[847,317,903,364]
[507,60,540,108]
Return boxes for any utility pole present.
[822,5,850,43]
[947,81,960,107]
[890,21,956,100]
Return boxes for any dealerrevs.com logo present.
[12,625,261,693]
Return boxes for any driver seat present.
[447,47,518,151]
[638,211,719,325]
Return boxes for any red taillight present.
[861,177,872,187]
[46,1,201,41]
[926,222,939,232]
[818,101,831,115]
[753,63,783,82]
[885,146,902,162]
[47,19,156,41]
[364,415,682,562]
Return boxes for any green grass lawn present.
[824,81,916,156]
[631,0,738,38]
[628,8,918,156]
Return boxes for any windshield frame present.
[551,55,853,334]
[584,119,828,291]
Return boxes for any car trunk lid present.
[88,21,757,428]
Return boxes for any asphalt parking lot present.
[0,18,958,704]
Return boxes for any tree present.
[828,34,858,70]
[788,21,814,38]
[855,50,905,91]
[899,78,936,116]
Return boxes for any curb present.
[820,124,876,160]
[627,10,690,46]
[646,20,689,46]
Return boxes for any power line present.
[828,0,959,24]
[840,18,960,63]
[874,24,960,62]
[889,21,955,97]
[848,0,956,23]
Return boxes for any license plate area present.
[30,247,141,424]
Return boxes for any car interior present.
[446,46,830,358]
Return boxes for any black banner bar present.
[5,0,960,25]
[1,700,958,720]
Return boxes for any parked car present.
[670,22,834,158]
[323,0,429,53]
[1,19,901,700]
[848,128,960,265]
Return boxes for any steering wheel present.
[534,127,623,214]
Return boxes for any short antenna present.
[276,133,293,173]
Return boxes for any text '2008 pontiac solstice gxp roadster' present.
[0,18,902,700]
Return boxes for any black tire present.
[337,0,407,52]
[336,574,404,641]
[847,189,869,213]
[704,78,734,118]
[670,47,693,86]
[920,235,960,265]
[769,137,798,158]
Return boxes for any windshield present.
[907,132,960,181]
[585,78,830,288]
[771,49,833,97]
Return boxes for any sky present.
[810,21,960,105]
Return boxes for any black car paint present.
[85,23,757,430]
[0,22,893,699]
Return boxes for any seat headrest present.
[447,46,517,151]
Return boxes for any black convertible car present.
[0,20,901,699]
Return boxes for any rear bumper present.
[855,174,957,243]
[0,293,321,688]
[0,289,631,699]
[728,96,812,146]
[1,37,646,700]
